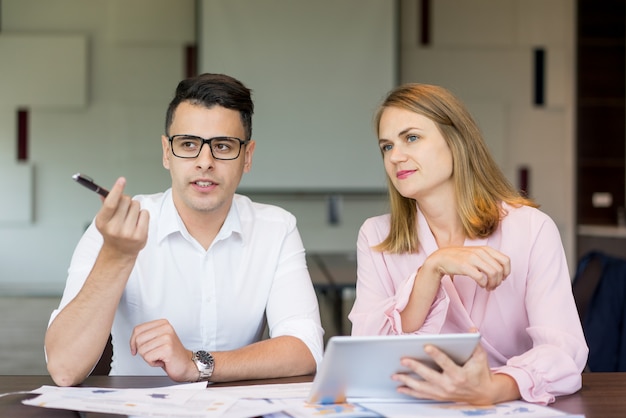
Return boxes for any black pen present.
[72,173,109,197]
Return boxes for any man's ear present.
[243,140,256,173]
[161,135,171,169]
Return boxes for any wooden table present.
[1,373,623,417]
[551,372,626,417]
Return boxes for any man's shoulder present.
[234,194,296,225]
[132,190,169,211]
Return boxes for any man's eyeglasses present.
[168,135,249,160]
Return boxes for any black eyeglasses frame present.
[167,135,250,160]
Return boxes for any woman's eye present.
[407,135,418,143]
[381,143,393,152]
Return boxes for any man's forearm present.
[208,336,316,382]
[45,251,135,386]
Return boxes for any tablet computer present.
[307,333,481,404]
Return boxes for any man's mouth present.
[194,181,214,187]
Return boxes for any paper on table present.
[359,399,573,417]
[206,381,312,399]
[208,382,576,418]
[208,383,382,418]
[20,382,580,418]
[22,382,237,417]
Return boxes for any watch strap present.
[192,350,215,381]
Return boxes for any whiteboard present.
[199,0,397,192]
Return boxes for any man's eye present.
[181,141,198,149]
[215,142,232,151]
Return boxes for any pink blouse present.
[349,203,588,405]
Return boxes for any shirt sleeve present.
[48,218,103,327]
[492,213,588,405]
[45,219,102,363]
[264,218,325,369]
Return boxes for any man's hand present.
[95,177,149,258]
[130,319,199,382]
[392,343,520,405]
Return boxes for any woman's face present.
[378,106,454,201]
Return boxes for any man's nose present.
[196,143,215,166]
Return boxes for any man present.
[45,73,324,387]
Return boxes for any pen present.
[72,173,110,197]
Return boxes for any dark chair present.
[92,335,113,375]
[572,251,626,372]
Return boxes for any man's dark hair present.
[165,73,254,140]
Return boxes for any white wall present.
[199,0,395,191]
[0,0,576,295]
[0,0,194,294]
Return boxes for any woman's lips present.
[396,170,415,179]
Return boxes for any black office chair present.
[572,251,626,372]
[92,335,113,375]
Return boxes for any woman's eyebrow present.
[379,127,423,143]
[398,127,423,136]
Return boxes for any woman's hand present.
[401,246,510,333]
[392,343,520,405]
[424,246,511,291]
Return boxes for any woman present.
[348,83,588,405]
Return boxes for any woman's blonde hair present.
[374,83,537,254]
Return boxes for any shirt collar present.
[156,190,243,245]
[214,198,243,244]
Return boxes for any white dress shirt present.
[49,190,324,375]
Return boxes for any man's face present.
[162,102,255,220]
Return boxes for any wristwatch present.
[192,350,215,381]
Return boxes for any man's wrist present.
[191,350,215,382]
[98,244,140,265]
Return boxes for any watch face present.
[196,350,213,366]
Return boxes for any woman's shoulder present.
[361,213,391,230]
[501,201,547,217]
[500,202,557,231]
[358,214,392,249]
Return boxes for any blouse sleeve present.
[349,218,449,336]
[493,213,588,404]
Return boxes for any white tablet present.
[307,333,481,404]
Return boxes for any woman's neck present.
[417,195,465,248]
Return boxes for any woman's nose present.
[388,144,407,162]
